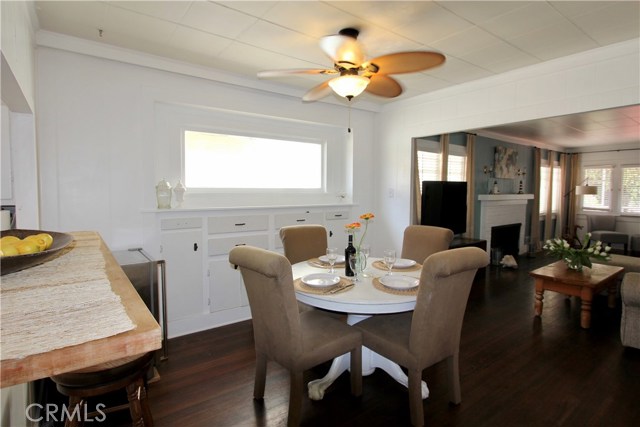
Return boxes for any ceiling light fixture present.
[328,74,370,100]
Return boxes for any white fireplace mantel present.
[478,194,534,202]
[478,194,534,254]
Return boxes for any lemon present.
[15,241,40,255]
[1,236,20,246]
[37,233,54,249]
[1,245,20,257]
[24,235,48,251]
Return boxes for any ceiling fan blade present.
[319,35,365,67]
[366,51,445,75]
[302,80,333,102]
[365,75,403,98]
[258,68,337,78]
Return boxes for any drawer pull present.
[194,243,198,251]
[296,219,306,222]
[334,214,343,218]
[235,223,246,226]
[234,243,246,247]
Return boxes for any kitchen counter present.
[0,231,161,388]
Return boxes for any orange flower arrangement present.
[344,213,375,251]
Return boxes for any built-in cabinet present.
[144,205,353,338]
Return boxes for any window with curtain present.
[582,166,613,211]
[415,140,466,184]
[539,161,561,214]
[447,145,467,182]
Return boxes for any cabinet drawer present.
[325,211,350,221]
[160,217,202,230]
[274,212,324,229]
[208,215,268,234]
[208,234,269,256]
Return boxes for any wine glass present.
[383,249,396,276]
[326,247,338,274]
[349,253,359,282]
[360,244,371,278]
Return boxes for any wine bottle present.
[345,234,356,276]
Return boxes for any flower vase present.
[565,259,583,272]
[356,251,367,275]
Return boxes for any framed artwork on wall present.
[494,146,518,178]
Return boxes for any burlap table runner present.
[373,277,419,296]
[372,260,422,272]
[294,277,354,295]
[0,233,135,361]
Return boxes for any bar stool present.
[50,352,154,427]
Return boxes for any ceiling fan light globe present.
[329,75,370,99]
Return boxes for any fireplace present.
[490,223,522,264]
[478,194,533,256]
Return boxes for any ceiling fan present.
[257,28,445,102]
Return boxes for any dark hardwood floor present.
[59,253,640,426]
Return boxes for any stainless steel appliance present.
[112,248,168,360]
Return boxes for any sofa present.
[593,254,640,274]
[620,272,640,349]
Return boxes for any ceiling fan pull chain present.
[348,101,352,133]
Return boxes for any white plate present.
[318,255,345,264]
[379,275,419,290]
[301,273,341,288]
[393,258,417,268]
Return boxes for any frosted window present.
[184,131,322,189]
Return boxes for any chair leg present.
[64,396,83,427]
[408,369,424,427]
[287,371,303,427]
[446,353,462,405]
[254,353,267,399]
[126,377,149,427]
[350,346,362,397]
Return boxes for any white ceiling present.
[34,1,640,149]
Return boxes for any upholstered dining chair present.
[355,247,489,427]
[586,215,629,254]
[401,225,454,264]
[279,224,330,314]
[279,224,328,265]
[229,245,362,426]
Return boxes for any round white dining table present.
[292,257,429,401]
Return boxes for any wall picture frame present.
[494,146,518,178]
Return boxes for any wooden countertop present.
[0,231,161,388]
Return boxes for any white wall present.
[372,39,640,253]
[1,0,37,112]
[36,46,377,250]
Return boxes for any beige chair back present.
[401,225,454,264]
[410,247,488,367]
[229,246,303,366]
[279,225,328,265]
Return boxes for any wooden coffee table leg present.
[534,279,544,316]
[580,288,593,329]
[607,283,617,309]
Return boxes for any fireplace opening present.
[491,223,521,265]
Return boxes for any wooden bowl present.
[1,229,74,275]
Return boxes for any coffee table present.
[529,260,624,328]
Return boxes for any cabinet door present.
[161,230,203,322]
[209,260,247,312]
[326,211,352,249]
